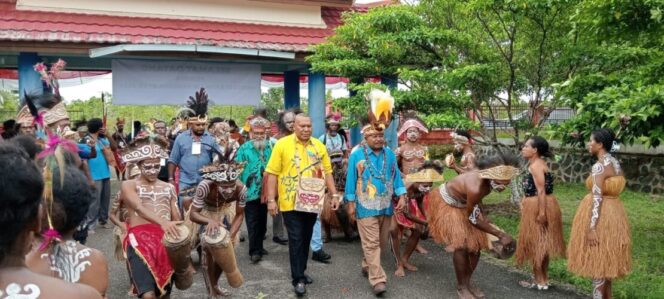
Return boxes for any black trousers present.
[244,199,268,256]
[282,210,318,286]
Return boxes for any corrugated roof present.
[0,3,368,53]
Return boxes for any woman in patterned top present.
[567,128,631,299]
[516,136,565,290]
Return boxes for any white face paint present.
[490,180,507,192]
[0,283,41,298]
[283,112,295,132]
[417,184,432,193]
[219,184,236,199]
[140,159,161,182]
[406,128,420,142]
[454,143,464,152]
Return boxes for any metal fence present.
[478,105,575,129]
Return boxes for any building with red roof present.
[0,0,385,137]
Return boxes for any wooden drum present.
[162,224,193,290]
[486,224,516,260]
[203,227,243,288]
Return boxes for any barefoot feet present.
[403,261,418,272]
[415,244,428,254]
[457,288,477,299]
[394,266,406,277]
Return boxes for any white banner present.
[112,59,261,106]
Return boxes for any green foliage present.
[308,0,576,145]
[64,93,253,129]
[0,90,18,111]
[553,0,664,148]
[421,112,479,130]
[260,87,284,121]
[0,90,19,121]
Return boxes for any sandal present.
[518,280,549,290]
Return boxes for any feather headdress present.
[186,87,209,123]
[32,59,83,250]
[364,89,395,135]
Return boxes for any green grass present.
[467,176,664,299]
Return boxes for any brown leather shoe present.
[373,282,386,296]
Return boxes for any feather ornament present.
[186,87,210,118]
[366,89,394,130]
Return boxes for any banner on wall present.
[112,59,261,106]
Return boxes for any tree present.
[308,0,575,146]
[553,0,664,148]
[261,88,284,121]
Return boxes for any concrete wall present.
[17,0,325,27]
[476,146,664,194]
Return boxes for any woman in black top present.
[516,136,565,290]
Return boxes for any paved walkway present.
[91,182,586,298]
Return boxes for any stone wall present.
[430,144,664,194]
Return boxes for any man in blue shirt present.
[345,125,407,296]
[168,115,223,211]
[84,118,116,232]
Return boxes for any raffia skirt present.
[113,226,126,261]
[427,190,488,253]
[321,194,342,229]
[515,195,565,267]
[567,194,631,279]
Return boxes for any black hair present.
[3,119,16,130]
[253,107,268,118]
[591,128,616,152]
[87,118,103,134]
[277,108,303,133]
[29,91,62,110]
[455,129,472,141]
[419,159,445,174]
[228,119,238,129]
[133,121,142,132]
[51,165,94,233]
[10,135,41,160]
[0,144,44,263]
[72,119,87,131]
[208,117,225,129]
[527,135,554,158]
[154,120,166,126]
[476,151,522,170]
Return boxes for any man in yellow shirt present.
[265,114,341,297]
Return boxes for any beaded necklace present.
[362,144,388,184]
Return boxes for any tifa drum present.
[486,223,516,259]
[162,224,194,290]
[203,227,243,288]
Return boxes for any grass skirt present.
[113,226,126,261]
[567,194,631,279]
[427,189,488,253]
[321,194,342,230]
[515,195,566,266]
